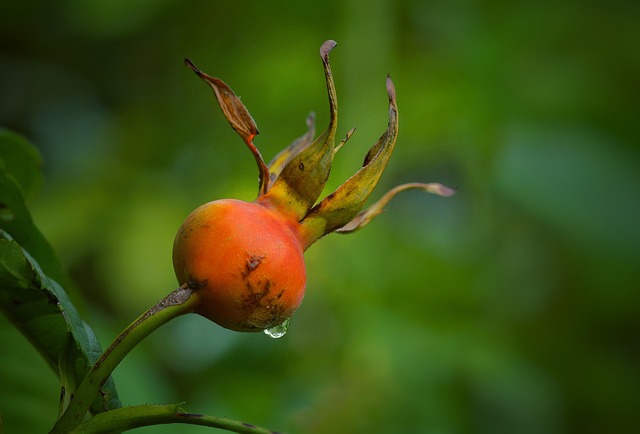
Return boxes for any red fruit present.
[172,199,306,332]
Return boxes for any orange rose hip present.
[172,199,306,332]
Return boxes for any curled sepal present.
[261,40,339,219]
[299,76,399,248]
[334,127,356,154]
[336,182,456,233]
[267,112,316,187]
[185,59,270,196]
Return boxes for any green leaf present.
[0,231,120,414]
[0,131,120,414]
[0,136,62,284]
[0,128,42,201]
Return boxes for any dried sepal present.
[334,127,356,154]
[299,76,399,246]
[261,40,339,219]
[267,112,316,187]
[185,58,271,195]
[336,182,456,233]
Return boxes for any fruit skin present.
[172,199,306,332]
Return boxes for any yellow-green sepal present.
[336,182,456,233]
[261,40,339,220]
[299,76,399,247]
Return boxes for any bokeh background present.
[1,0,639,433]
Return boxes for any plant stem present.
[50,285,198,434]
[69,403,282,434]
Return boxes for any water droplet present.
[264,318,290,339]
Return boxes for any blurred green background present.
[1,0,639,433]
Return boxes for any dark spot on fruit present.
[187,277,208,290]
[298,162,305,171]
[243,254,265,278]
[248,257,261,269]
[244,279,270,307]
[240,279,288,329]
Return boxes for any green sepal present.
[299,76,399,246]
[267,112,316,187]
[261,40,339,219]
[336,182,456,233]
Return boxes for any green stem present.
[69,404,282,434]
[50,285,198,434]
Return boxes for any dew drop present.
[264,318,290,339]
